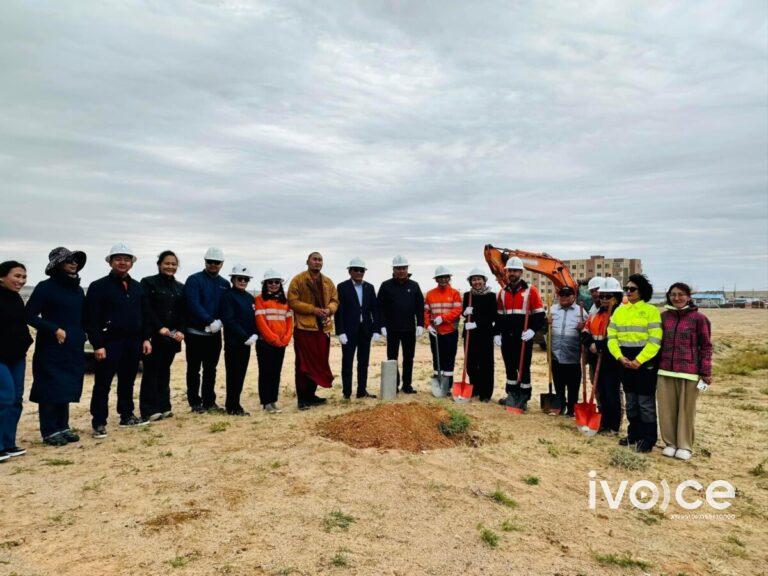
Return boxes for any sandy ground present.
[2,309,767,576]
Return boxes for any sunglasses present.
[265,279,281,285]
[205,260,223,266]
[599,294,614,300]
[623,286,638,293]
[233,276,249,283]
[63,257,78,265]
[349,268,365,273]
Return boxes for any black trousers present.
[185,332,222,408]
[621,364,658,444]
[500,332,534,400]
[90,337,141,428]
[386,330,416,390]
[596,359,622,433]
[552,358,581,415]
[256,340,285,406]
[429,331,458,376]
[341,324,372,398]
[139,339,177,418]
[224,344,251,411]
[39,402,69,439]
[466,331,494,400]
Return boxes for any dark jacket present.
[26,273,86,403]
[334,279,380,338]
[141,273,186,351]
[220,288,256,347]
[0,286,33,364]
[85,272,150,349]
[462,291,496,338]
[659,305,712,379]
[185,270,230,331]
[377,276,424,333]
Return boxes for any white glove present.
[244,334,258,346]
[372,333,382,342]
[465,322,477,331]
[381,327,387,338]
[494,335,502,347]
[427,325,437,336]
[415,326,424,338]
[521,329,535,342]
[697,380,709,392]
[338,334,348,345]
[207,319,223,333]
[433,316,443,326]
[463,307,473,317]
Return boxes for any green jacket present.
[607,300,662,365]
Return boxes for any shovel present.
[430,329,446,397]
[506,289,531,415]
[539,295,562,415]
[575,351,603,436]
[453,294,473,403]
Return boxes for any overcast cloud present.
[1,0,766,292]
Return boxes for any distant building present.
[523,255,643,300]
[692,292,726,307]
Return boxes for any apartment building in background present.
[523,255,643,299]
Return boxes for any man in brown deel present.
[287,252,339,410]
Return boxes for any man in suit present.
[334,258,381,399]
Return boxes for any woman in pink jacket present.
[656,282,713,461]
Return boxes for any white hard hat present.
[467,267,488,281]
[105,242,136,263]
[347,257,366,270]
[505,256,524,270]
[599,277,622,293]
[433,265,452,278]
[262,268,285,283]
[229,263,253,279]
[392,255,409,267]
[588,276,605,291]
[204,247,225,262]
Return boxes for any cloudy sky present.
[2,1,766,292]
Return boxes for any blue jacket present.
[85,272,149,348]
[184,270,230,330]
[220,288,256,347]
[26,273,86,403]
[334,279,380,338]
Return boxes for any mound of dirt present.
[317,402,460,452]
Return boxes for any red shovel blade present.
[452,381,463,400]
[574,401,600,435]
[459,382,473,400]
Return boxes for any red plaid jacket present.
[659,305,712,378]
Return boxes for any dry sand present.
[2,309,767,575]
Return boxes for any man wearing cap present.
[220,264,258,416]
[425,266,463,396]
[495,257,545,410]
[377,256,424,394]
[334,258,381,400]
[548,286,586,416]
[287,252,339,410]
[184,247,230,413]
[85,243,152,437]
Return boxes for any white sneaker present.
[662,446,677,458]
[675,449,692,461]
[270,403,283,414]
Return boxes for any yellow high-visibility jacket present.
[607,301,662,366]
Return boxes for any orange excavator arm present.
[484,244,576,291]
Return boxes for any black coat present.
[462,291,497,338]
[26,273,86,403]
[334,279,380,338]
[0,287,33,364]
[220,288,256,347]
[141,273,186,352]
[377,277,424,333]
[85,272,150,348]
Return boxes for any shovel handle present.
[516,289,532,383]
[460,292,473,385]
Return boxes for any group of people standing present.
[0,245,712,463]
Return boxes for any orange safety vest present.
[583,309,610,342]
[424,285,462,335]
[255,295,294,348]
[496,284,544,317]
